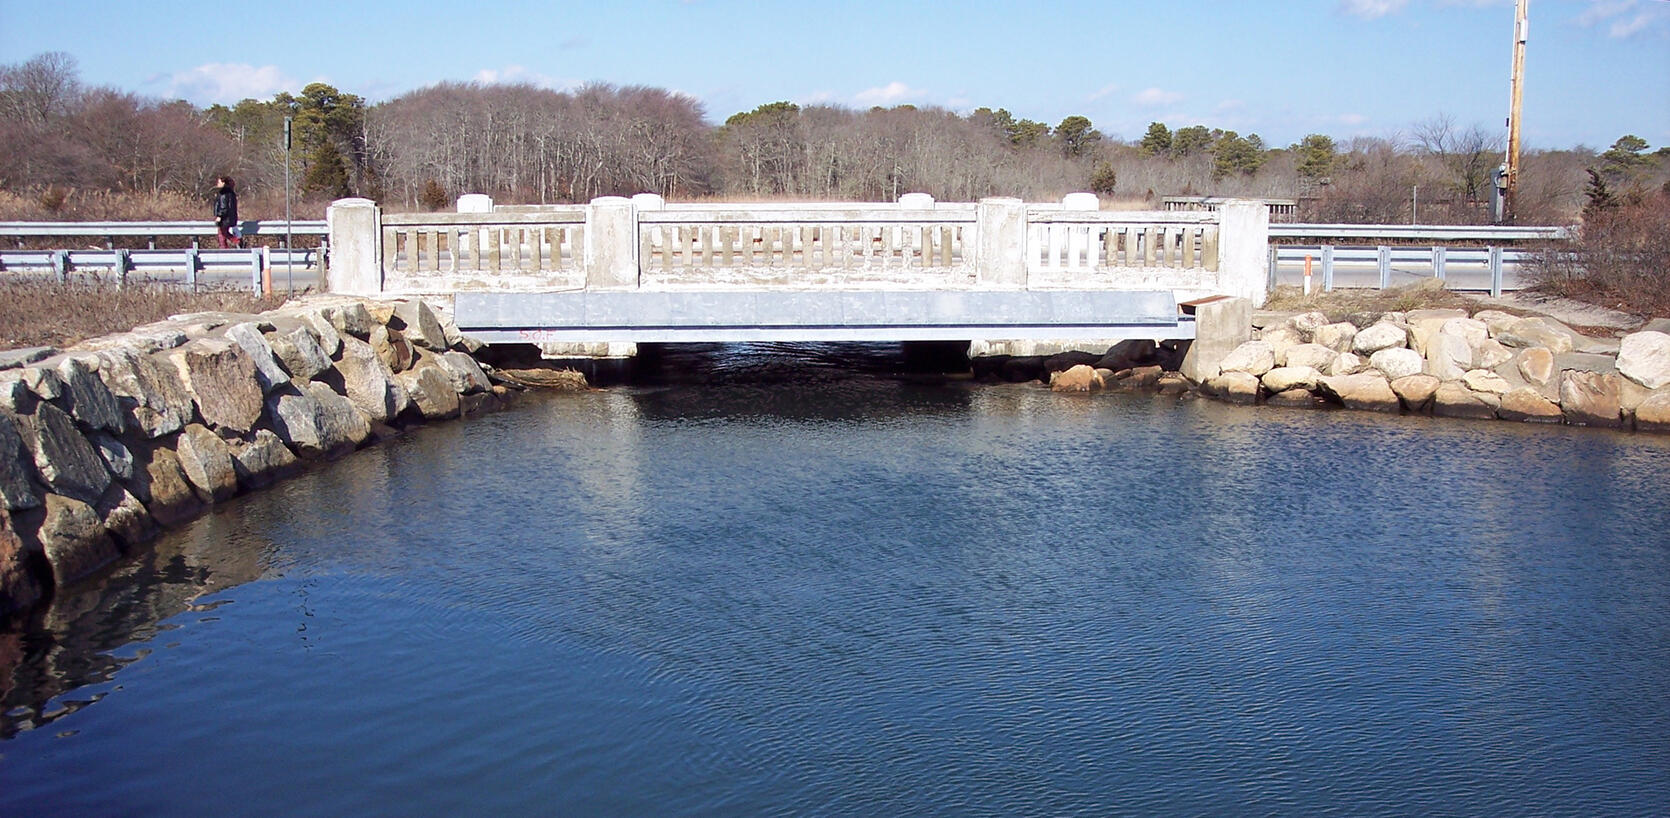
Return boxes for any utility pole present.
[1504,0,1528,223]
[284,116,293,291]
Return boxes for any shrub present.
[1528,189,1670,316]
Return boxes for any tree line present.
[3,51,1666,225]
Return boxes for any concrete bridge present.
[323,192,1270,350]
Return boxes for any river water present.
[3,344,1669,816]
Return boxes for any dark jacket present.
[213,188,238,227]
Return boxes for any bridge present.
[322,192,1271,347]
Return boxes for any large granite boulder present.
[1352,323,1407,355]
[1432,383,1497,419]
[1219,341,1276,377]
[1497,388,1564,423]
[1498,317,1575,354]
[1204,371,1261,404]
[268,325,333,383]
[302,310,344,358]
[333,336,412,424]
[1473,339,1514,370]
[1635,391,1670,433]
[0,513,43,617]
[438,352,492,395]
[168,338,264,434]
[1390,374,1441,412]
[1328,352,1369,377]
[1617,331,1670,390]
[1424,333,1472,382]
[266,384,370,459]
[124,443,203,527]
[225,323,290,394]
[55,356,125,433]
[371,325,416,374]
[397,363,463,419]
[1472,310,1520,337]
[96,347,194,438]
[1049,364,1103,393]
[0,410,42,511]
[1280,343,1337,372]
[20,401,111,504]
[1559,370,1624,428]
[96,483,155,550]
[34,493,119,586]
[326,302,375,339]
[229,429,302,489]
[1312,322,1358,353]
[392,300,449,351]
[175,423,238,503]
[1261,366,1320,394]
[87,431,134,482]
[1369,348,1423,380]
[1319,373,1400,413]
[1461,369,1513,395]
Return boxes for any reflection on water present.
[3,343,1669,816]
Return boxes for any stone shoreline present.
[1036,303,1670,433]
[1,296,542,621]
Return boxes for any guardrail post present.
[1217,199,1271,305]
[1432,246,1447,282]
[1377,245,1391,289]
[584,196,639,290]
[1489,246,1503,297]
[1267,245,1278,291]
[1322,245,1335,291]
[976,197,1027,288]
[250,247,263,292]
[52,250,68,282]
[325,197,382,294]
[186,247,200,288]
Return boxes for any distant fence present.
[1266,223,1569,296]
[0,219,329,292]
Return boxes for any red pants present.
[217,225,238,248]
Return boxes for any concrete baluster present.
[976,197,1027,288]
[325,198,382,295]
[1215,199,1270,306]
[585,196,639,290]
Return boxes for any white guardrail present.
[1267,222,1569,296]
[0,220,328,291]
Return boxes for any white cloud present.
[1578,0,1670,38]
[163,63,296,105]
[1339,113,1370,125]
[1088,83,1120,101]
[1339,0,1410,19]
[853,81,921,106]
[472,65,575,90]
[1133,87,1183,106]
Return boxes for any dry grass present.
[0,278,286,350]
[1261,279,1502,325]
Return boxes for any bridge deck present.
[454,290,1195,344]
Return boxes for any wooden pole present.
[1505,0,1528,223]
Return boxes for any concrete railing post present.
[630,192,666,211]
[585,196,639,290]
[456,194,493,213]
[898,192,935,209]
[976,197,1027,289]
[1216,199,1270,306]
[325,197,381,295]
[1062,192,1099,211]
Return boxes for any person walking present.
[212,176,240,248]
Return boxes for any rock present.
[1318,373,1400,413]
[1312,322,1358,353]
[327,302,375,338]
[1617,331,1670,389]
[1555,351,1617,376]
[1049,364,1103,392]
[302,310,344,358]
[1220,341,1276,377]
[1472,310,1521,337]
[1498,317,1575,354]
[1515,347,1556,386]
[1095,340,1157,371]
[96,347,193,438]
[1123,365,1163,389]
[1265,388,1322,408]
[22,366,62,400]
[1156,372,1192,396]
[0,346,56,371]
[20,401,112,504]
[333,336,411,424]
[266,384,370,459]
[87,431,134,482]
[1497,388,1565,423]
[1281,343,1337,372]
[1287,311,1331,340]
[125,444,204,527]
[1406,308,1469,324]
[371,325,416,374]
[1390,374,1441,412]
[1432,383,1497,419]
[1351,322,1407,355]
[1044,351,1102,373]
[397,363,464,419]
[1424,333,1472,382]
[174,424,238,503]
[0,375,30,413]
[1261,366,1320,394]
[55,357,125,433]
[169,339,264,434]
[1473,339,1514,370]
[224,322,290,394]
[1440,317,1490,349]
[1642,318,1670,335]
[1560,371,1624,428]
[438,352,492,395]
[33,493,120,585]
[1461,369,1513,395]
[391,300,449,350]
[268,325,333,382]
[1635,391,1670,433]
[95,483,155,550]
[1369,348,1424,380]
[1204,371,1261,404]
[1258,325,1304,359]
[229,429,301,489]
[1329,352,1369,377]
[0,514,43,617]
[0,410,43,511]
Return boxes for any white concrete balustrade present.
[327,194,1270,305]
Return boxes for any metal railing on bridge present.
[0,219,329,292]
[1266,222,1569,296]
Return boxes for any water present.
[3,345,1669,816]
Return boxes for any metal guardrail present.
[1269,223,1569,241]
[0,246,320,292]
[0,219,328,241]
[1269,244,1535,295]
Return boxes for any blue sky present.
[2,0,1665,150]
